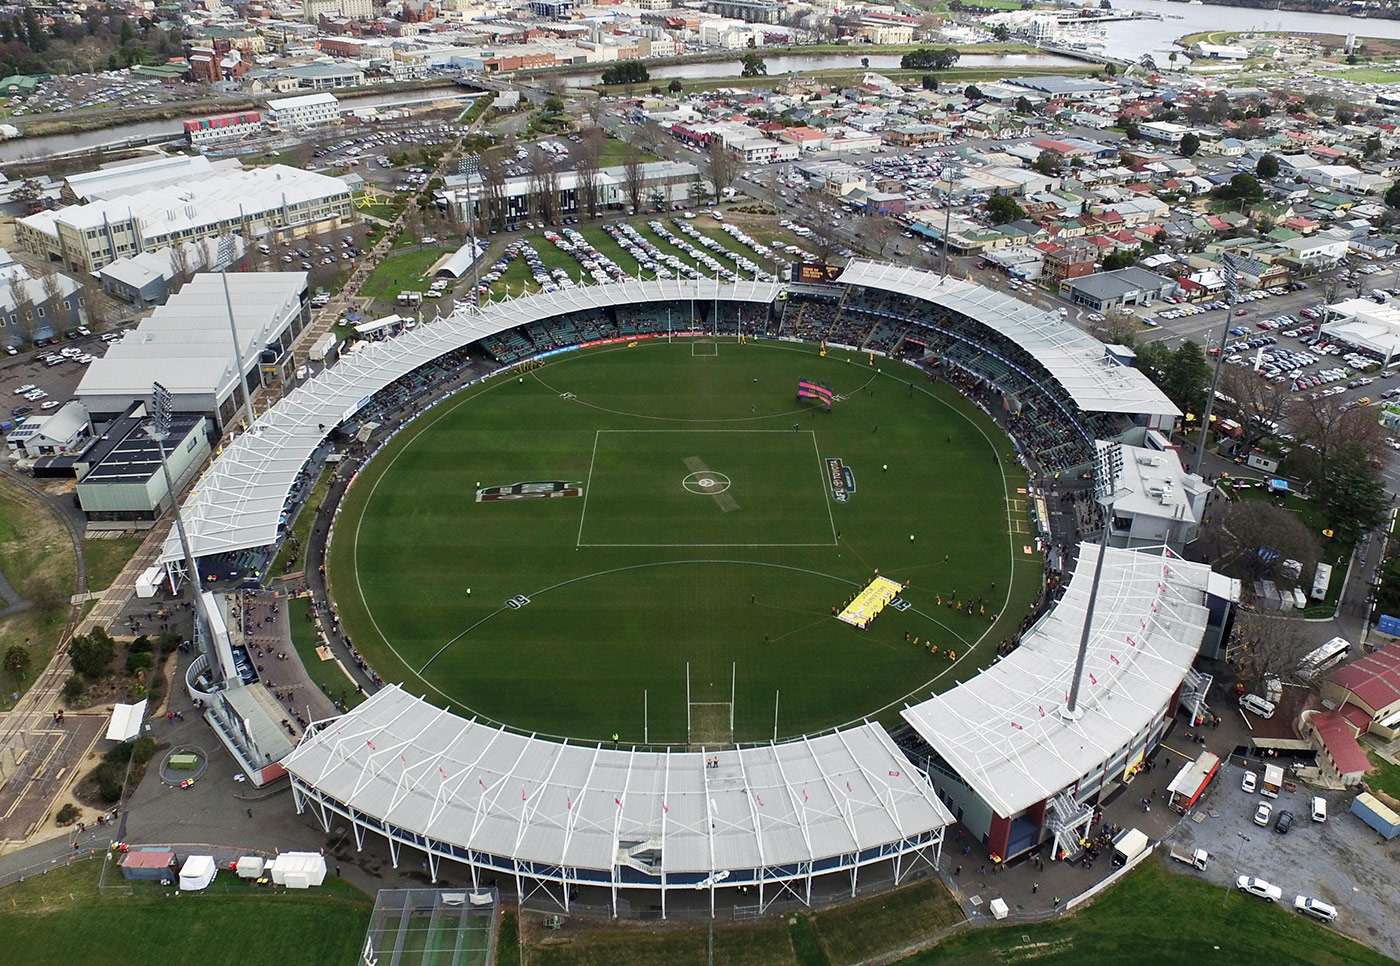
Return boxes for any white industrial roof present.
[837,260,1180,419]
[1322,298,1400,360]
[64,155,221,202]
[901,543,1217,818]
[159,278,778,565]
[283,685,952,875]
[79,272,306,400]
[267,92,340,112]
[19,164,350,239]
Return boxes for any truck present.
[309,332,339,363]
[1351,792,1400,840]
[1168,847,1210,870]
[1260,764,1284,799]
[1111,827,1149,867]
[1166,751,1220,813]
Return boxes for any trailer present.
[1167,751,1220,813]
[1261,764,1284,799]
[1168,847,1210,870]
[1351,792,1400,840]
[309,332,339,363]
[1112,827,1149,867]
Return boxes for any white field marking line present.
[574,429,602,548]
[349,372,519,675]
[809,430,840,545]
[578,542,839,548]
[596,429,816,434]
[418,558,865,677]
[691,341,718,356]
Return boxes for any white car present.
[40,399,61,410]
[1253,801,1272,826]
[1241,771,1258,793]
[1294,896,1337,921]
[1311,796,1327,822]
[13,384,34,395]
[1236,876,1283,903]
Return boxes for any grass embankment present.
[359,245,455,301]
[0,481,76,710]
[81,538,143,594]
[288,595,365,712]
[270,467,333,579]
[0,860,372,966]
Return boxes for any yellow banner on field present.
[837,576,905,629]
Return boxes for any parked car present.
[1236,876,1283,902]
[1311,796,1327,822]
[1253,801,1272,826]
[1241,771,1257,793]
[1274,810,1294,834]
[1294,896,1338,921]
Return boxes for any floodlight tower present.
[1063,441,1126,720]
[218,234,257,432]
[1192,252,1238,476]
[146,382,204,603]
[940,162,961,280]
[457,154,482,304]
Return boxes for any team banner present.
[797,379,834,410]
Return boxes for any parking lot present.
[2,329,118,424]
[1171,754,1400,959]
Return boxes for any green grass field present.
[360,246,454,301]
[0,859,372,966]
[328,339,1035,744]
[1319,68,1400,82]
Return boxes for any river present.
[1105,0,1400,65]
[4,1,1399,164]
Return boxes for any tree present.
[1255,153,1280,180]
[1103,62,1117,77]
[3,644,28,683]
[1219,367,1291,453]
[479,149,509,231]
[1032,149,1062,176]
[964,84,983,100]
[900,47,960,71]
[986,193,1024,225]
[740,51,767,77]
[525,147,559,224]
[1168,51,1178,69]
[622,141,646,213]
[1101,248,1139,271]
[1385,181,1400,211]
[1363,135,1384,161]
[1312,441,1389,547]
[1119,118,1140,141]
[1291,393,1386,482]
[921,74,938,91]
[5,273,34,344]
[861,57,870,69]
[668,78,682,95]
[69,627,116,679]
[1224,610,1316,692]
[991,24,1011,41]
[1015,95,1034,115]
[1134,340,1209,417]
[600,59,648,86]
[1216,172,1263,203]
[1179,132,1200,157]
[705,141,742,195]
[572,129,604,220]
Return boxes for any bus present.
[1298,636,1351,679]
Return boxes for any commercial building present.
[184,112,265,147]
[703,0,783,23]
[97,236,248,308]
[265,92,342,131]
[1321,298,1400,360]
[76,273,310,431]
[304,0,373,20]
[0,247,87,346]
[1099,440,1209,551]
[444,160,701,223]
[1059,267,1176,312]
[5,402,91,459]
[72,402,212,527]
[17,164,353,273]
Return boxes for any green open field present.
[360,246,454,301]
[0,859,372,966]
[1319,68,1400,83]
[328,339,1035,744]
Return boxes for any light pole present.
[1193,252,1238,477]
[146,381,206,614]
[218,234,257,433]
[457,154,482,306]
[941,162,961,279]
[1224,831,1250,905]
[1063,441,1127,719]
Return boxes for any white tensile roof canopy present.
[282,686,953,876]
[901,544,1216,818]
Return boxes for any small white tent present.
[105,700,148,742]
[268,851,327,889]
[235,856,265,879]
[988,897,1009,920]
[178,855,217,891]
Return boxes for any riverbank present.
[1175,0,1400,20]
[650,62,1099,97]
[1174,29,1400,59]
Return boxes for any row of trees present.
[899,47,961,71]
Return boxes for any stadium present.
[160,262,1239,917]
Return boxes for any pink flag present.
[439,767,447,780]
[567,796,572,810]
[366,739,376,750]
[846,781,852,792]
[756,795,764,806]
[522,788,527,802]
[889,770,900,777]
[479,778,487,791]
[1110,654,1120,665]
[663,802,668,813]
[400,754,406,765]
[615,797,622,807]
[1038,705,1046,717]
[1090,673,1098,685]
[1010,721,1023,730]
[802,789,809,802]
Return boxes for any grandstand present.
[156,266,1236,916]
[283,685,954,917]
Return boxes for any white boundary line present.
[810,429,840,544]
[574,429,602,549]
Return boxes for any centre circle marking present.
[682,471,732,495]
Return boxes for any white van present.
[1310,796,1327,822]
[1294,896,1337,922]
[1240,693,1276,719]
